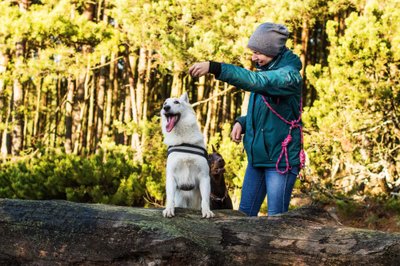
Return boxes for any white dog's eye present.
[174,100,179,104]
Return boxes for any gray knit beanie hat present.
[247,22,289,57]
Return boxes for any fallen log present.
[0,199,399,265]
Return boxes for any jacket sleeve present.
[217,63,302,97]
[235,116,246,133]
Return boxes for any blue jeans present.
[239,164,299,216]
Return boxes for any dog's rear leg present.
[163,173,176,218]
[200,176,215,218]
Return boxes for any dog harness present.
[167,143,209,162]
[167,143,209,191]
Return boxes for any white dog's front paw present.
[202,209,215,218]
[163,207,175,218]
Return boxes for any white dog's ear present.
[180,92,189,103]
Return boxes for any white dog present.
[160,92,214,218]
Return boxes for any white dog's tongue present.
[166,115,178,132]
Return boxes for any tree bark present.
[0,50,9,148]
[96,55,106,148]
[64,77,74,154]
[0,199,399,266]
[87,75,95,153]
[12,41,25,156]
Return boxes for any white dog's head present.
[160,92,193,133]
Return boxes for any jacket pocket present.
[251,129,270,165]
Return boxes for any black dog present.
[209,150,233,210]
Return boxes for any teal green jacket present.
[214,48,303,168]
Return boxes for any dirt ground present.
[333,202,400,233]
[291,193,400,233]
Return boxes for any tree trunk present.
[64,77,74,154]
[12,41,25,156]
[103,53,115,137]
[170,62,184,97]
[124,79,131,145]
[0,50,9,155]
[196,76,206,123]
[33,78,42,142]
[72,70,87,155]
[126,53,141,154]
[54,78,62,148]
[222,82,229,123]
[209,80,220,141]
[300,19,309,106]
[0,96,11,159]
[203,86,213,144]
[0,199,399,266]
[135,47,146,121]
[300,19,309,79]
[96,55,106,148]
[240,91,250,116]
[87,75,95,153]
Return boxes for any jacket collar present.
[255,47,287,71]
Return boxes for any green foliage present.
[0,147,147,206]
[109,116,167,205]
[304,0,400,198]
[141,117,167,204]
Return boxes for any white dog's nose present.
[163,105,171,112]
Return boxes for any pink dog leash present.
[261,95,306,175]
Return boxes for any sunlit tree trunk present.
[44,85,52,150]
[54,78,62,148]
[96,55,106,149]
[72,1,94,154]
[72,71,86,154]
[136,48,147,122]
[103,56,113,137]
[0,50,9,155]
[1,92,11,159]
[209,80,220,140]
[139,49,152,158]
[203,79,217,144]
[65,77,74,154]
[87,75,95,153]
[221,82,229,123]
[95,0,108,151]
[127,52,140,153]
[230,87,237,122]
[170,62,184,97]
[124,80,132,145]
[142,50,151,123]
[129,47,148,158]
[196,76,206,123]
[300,19,309,106]
[32,80,40,140]
[241,91,250,116]
[127,54,138,123]
[111,56,119,142]
[11,41,25,156]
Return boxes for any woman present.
[189,22,304,216]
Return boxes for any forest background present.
[0,0,399,230]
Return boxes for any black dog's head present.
[209,151,225,179]
[208,148,233,210]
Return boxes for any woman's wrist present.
[209,61,221,77]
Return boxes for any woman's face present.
[251,50,273,66]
